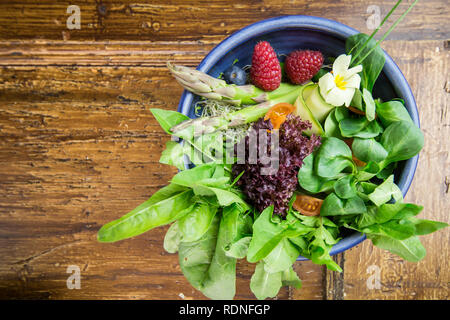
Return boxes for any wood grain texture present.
[0,41,212,66]
[0,0,448,300]
[0,0,448,41]
[325,253,345,300]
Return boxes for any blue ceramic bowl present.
[177,15,420,260]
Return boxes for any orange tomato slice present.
[264,103,295,130]
[293,194,323,216]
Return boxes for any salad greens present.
[97,0,447,300]
[346,33,385,93]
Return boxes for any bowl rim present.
[176,15,420,260]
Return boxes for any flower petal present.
[323,87,351,107]
[333,54,351,77]
[344,64,363,79]
[344,73,361,89]
[318,72,336,96]
[343,88,356,107]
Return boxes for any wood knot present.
[97,4,107,16]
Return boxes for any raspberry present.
[250,41,281,91]
[285,50,324,84]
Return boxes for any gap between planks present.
[325,253,346,300]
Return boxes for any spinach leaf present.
[376,162,396,180]
[352,137,388,163]
[171,163,229,188]
[263,238,300,274]
[322,216,339,228]
[380,220,416,239]
[339,117,383,138]
[375,100,413,127]
[98,184,194,242]
[354,202,447,262]
[354,202,421,231]
[247,206,311,264]
[150,108,190,134]
[374,202,423,224]
[281,266,302,289]
[355,160,381,181]
[223,204,253,259]
[163,221,181,254]
[357,181,378,195]
[250,263,302,299]
[362,219,416,240]
[298,153,336,193]
[201,204,248,300]
[207,187,248,207]
[308,221,342,271]
[356,206,378,229]
[247,206,287,263]
[288,236,308,253]
[160,131,227,167]
[321,193,367,216]
[186,131,227,165]
[380,120,424,165]
[314,221,340,246]
[367,175,403,206]
[285,213,318,236]
[334,106,350,122]
[315,137,355,178]
[170,163,248,207]
[224,236,252,259]
[250,261,282,300]
[339,117,366,136]
[159,140,186,170]
[362,88,376,121]
[178,215,220,290]
[178,202,218,242]
[324,109,344,139]
[410,219,448,236]
[309,246,341,272]
[345,33,385,92]
[368,234,426,262]
[289,212,318,227]
[287,216,341,272]
[334,175,357,199]
[350,89,363,111]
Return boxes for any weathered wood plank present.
[290,261,325,300]
[0,0,448,42]
[325,253,345,300]
[0,41,211,66]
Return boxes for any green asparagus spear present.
[170,84,305,137]
[167,62,301,106]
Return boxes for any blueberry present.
[223,65,247,85]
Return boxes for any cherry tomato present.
[264,103,295,130]
[293,194,323,216]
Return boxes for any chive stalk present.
[353,0,419,66]
[350,0,403,64]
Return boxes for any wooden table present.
[0,0,448,300]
